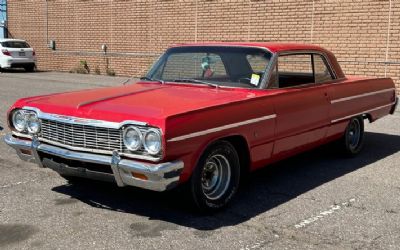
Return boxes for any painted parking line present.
[294,198,356,229]
[0,179,37,189]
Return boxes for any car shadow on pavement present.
[52,132,400,231]
[0,68,29,73]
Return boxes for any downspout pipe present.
[45,0,49,45]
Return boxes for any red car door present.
[272,85,330,156]
[269,53,332,157]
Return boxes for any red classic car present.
[4,43,398,212]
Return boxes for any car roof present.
[171,42,328,53]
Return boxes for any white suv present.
[0,39,36,72]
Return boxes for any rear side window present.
[268,53,334,88]
[273,54,314,88]
[1,41,30,48]
[313,54,334,83]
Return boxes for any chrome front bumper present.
[3,134,184,191]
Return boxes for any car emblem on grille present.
[50,114,103,124]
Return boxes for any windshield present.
[146,46,272,89]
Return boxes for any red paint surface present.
[7,43,397,183]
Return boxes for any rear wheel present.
[189,140,240,213]
[340,116,364,156]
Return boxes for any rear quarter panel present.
[329,77,396,122]
[326,77,396,139]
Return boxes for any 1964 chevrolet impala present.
[4,43,398,211]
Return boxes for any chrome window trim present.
[331,101,396,123]
[262,50,338,89]
[168,114,277,142]
[330,88,395,104]
[22,106,147,128]
[147,45,274,90]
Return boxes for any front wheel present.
[189,140,240,213]
[340,116,364,156]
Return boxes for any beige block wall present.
[6,0,400,94]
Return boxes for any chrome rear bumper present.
[4,134,184,191]
[390,97,398,114]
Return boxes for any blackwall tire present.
[189,140,240,213]
[341,116,364,156]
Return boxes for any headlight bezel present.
[11,109,27,132]
[11,109,41,135]
[123,125,143,151]
[143,128,162,156]
[122,125,162,156]
[26,112,41,134]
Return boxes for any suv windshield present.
[1,41,30,48]
[146,46,272,89]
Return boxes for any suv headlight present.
[123,126,143,151]
[143,128,162,155]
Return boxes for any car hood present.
[14,82,262,128]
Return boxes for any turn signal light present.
[131,172,148,180]
[20,149,32,155]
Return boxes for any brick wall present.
[6,0,400,94]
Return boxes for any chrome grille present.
[40,119,124,152]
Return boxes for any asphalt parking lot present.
[0,71,399,250]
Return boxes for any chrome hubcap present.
[201,154,231,200]
[348,119,361,150]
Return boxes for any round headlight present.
[26,113,41,134]
[144,129,161,155]
[123,126,143,151]
[12,110,27,132]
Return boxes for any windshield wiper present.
[173,78,219,88]
[139,76,165,84]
